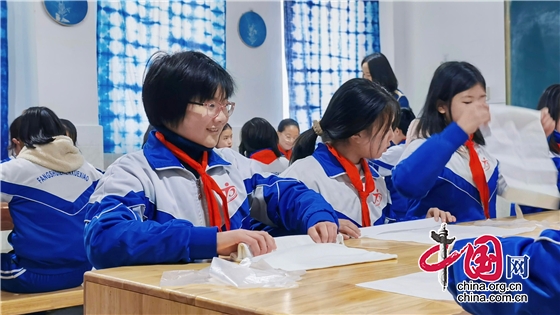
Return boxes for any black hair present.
[222,123,232,131]
[291,78,400,163]
[142,51,235,128]
[277,118,299,133]
[361,53,399,92]
[398,107,416,135]
[60,118,78,145]
[537,84,560,154]
[416,61,486,145]
[239,117,282,158]
[142,125,156,147]
[18,107,67,149]
[8,116,23,152]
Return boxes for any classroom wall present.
[6,1,507,162]
[8,1,103,169]
[386,1,507,114]
[225,0,285,150]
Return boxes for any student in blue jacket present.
[392,62,501,223]
[448,229,560,314]
[1,107,102,293]
[371,107,416,222]
[239,117,289,174]
[362,52,409,109]
[276,79,454,240]
[84,51,340,269]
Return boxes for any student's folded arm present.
[245,173,339,235]
[447,229,560,315]
[392,122,468,199]
[223,149,338,233]
[84,163,217,269]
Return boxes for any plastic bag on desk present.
[209,257,304,289]
[160,257,304,289]
[160,268,211,287]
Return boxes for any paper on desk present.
[360,218,441,238]
[357,272,455,301]
[234,234,397,272]
[484,104,560,210]
[364,224,536,245]
[230,234,346,262]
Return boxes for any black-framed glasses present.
[189,101,235,117]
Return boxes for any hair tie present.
[312,120,323,136]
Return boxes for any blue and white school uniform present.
[280,143,392,227]
[394,89,409,109]
[448,229,560,314]
[84,132,338,269]
[248,149,290,174]
[371,140,408,222]
[393,122,506,223]
[1,155,16,164]
[0,136,102,293]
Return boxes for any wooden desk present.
[0,287,83,315]
[84,211,559,315]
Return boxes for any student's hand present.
[456,101,491,135]
[426,207,457,223]
[216,230,276,257]
[541,108,555,137]
[308,222,338,243]
[338,219,361,240]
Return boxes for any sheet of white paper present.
[485,104,560,209]
[357,272,455,301]
[231,234,345,262]
[272,234,337,250]
[252,242,397,271]
[365,225,536,245]
[360,218,441,238]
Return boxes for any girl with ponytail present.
[283,78,455,239]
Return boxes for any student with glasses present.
[277,118,300,160]
[84,51,340,269]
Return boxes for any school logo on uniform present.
[481,157,490,171]
[221,182,238,203]
[372,189,382,207]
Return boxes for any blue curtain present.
[0,0,8,160]
[97,1,226,154]
[284,0,380,130]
